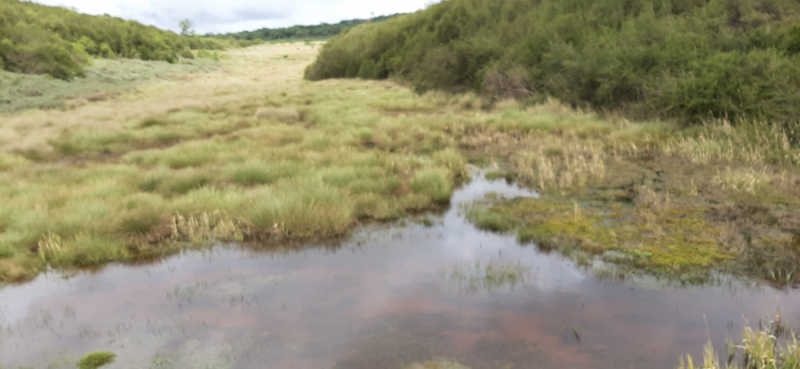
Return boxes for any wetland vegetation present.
[0,40,799,289]
[1,0,800,367]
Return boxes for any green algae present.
[468,196,732,278]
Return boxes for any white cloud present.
[31,0,433,34]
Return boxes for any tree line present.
[0,0,260,79]
[210,14,400,41]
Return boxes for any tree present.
[179,19,194,36]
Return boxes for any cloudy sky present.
[32,0,434,34]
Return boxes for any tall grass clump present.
[306,0,800,128]
[410,168,453,203]
[247,177,354,238]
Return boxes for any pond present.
[1,175,798,369]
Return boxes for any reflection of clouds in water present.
[440,174,588,291]
[444,259,533,293]
[440,174,538,261]
[449,172,539,204]
[0,273,81,326]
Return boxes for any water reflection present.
[0,174,799,369]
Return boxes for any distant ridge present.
[210,14,402,41]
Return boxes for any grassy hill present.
[0,0,258,79]
[306,0,800,128]
[212,14,401,41]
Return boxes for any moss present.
[77,351,116,369]
[466,208,519,233]
[470,197,730,276]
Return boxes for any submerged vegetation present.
[0,0,258,80]
[307,0,800,126]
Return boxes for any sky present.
[31,0,435,34]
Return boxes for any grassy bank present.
[305,0,800,126]
[0,42,798,286]
[0,56,218,114]
[462,102,800,285]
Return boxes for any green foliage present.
[77,351,116,369]
[212,14,401,41]
[0,0,255,79]
[306,0,800,126]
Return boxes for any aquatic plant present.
[77,351,116,369]
[679,320,800,369]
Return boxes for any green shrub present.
[306,0,800,126]
[179,48,195,59]
[196,50,219,60]
[0,0,241,79]
[77,351,116,369]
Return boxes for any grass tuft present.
[247,178,354,238]
[77,351,116,369]
[410,168,453,203]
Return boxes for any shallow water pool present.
[1,175,798,369]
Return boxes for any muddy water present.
[1,176,799,369]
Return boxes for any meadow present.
[0,41,798,288]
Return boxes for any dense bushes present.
[0,0,258,79]
[306,0,800,125]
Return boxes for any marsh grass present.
[679,321,800,369]
[410,168,453,203]
[458,101,799,283]
[1,42,798,284]
[247,178,354,238]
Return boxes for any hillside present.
[0,0,257,79]
[212,14,401,41]
[306,0,800,127]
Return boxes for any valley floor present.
[0,43,799,286]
